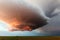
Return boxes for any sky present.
[0,0,60,36]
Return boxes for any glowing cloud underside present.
[0,20,11,31]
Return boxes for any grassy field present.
[0,36,59,40]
